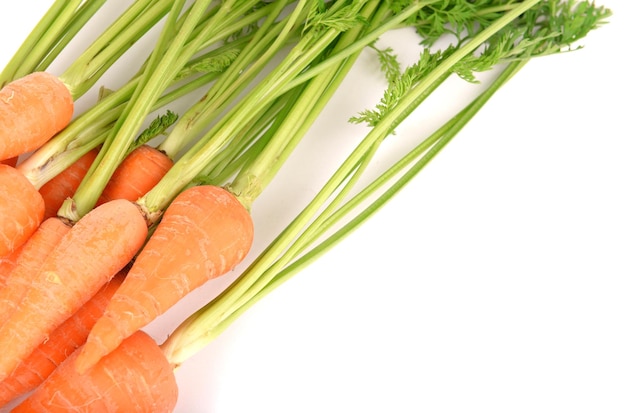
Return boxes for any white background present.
[1,1,625,412]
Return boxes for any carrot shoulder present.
[12,330,178,413]
[0,164,45,256]
[39,148,99,220]
[0,217,71,328]
[76,185,254,372]
[0,72,73,161]
[0,270,126,408]
[97,145,174,206]
[0,198,147,381]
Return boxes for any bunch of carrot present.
[0,0,611,411]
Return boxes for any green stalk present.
[0,0,96,85]
[137,0,373,221]
[158,0,300,158]
[59,0,174,99]
[60,0,270,221]
[199,85,307,186]
[227,0,386,209]
[33,0,109,73]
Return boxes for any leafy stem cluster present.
[352,0,611,128]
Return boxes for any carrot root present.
[76,185,254,372]
[12,330,178,413]
[0,217,71,328]
[0,165,45,256]
[97,145,174,206]
[0,72,74,161]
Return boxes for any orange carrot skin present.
[12,330,178,413]
[0,271,126,408]
[39,148,99,220]
[0,199,148,381]
[0,217,71,328]
[0,246,23,286]
[0,72,73,161]
[0,165,45,256]
[76,185,254,372]
[97,145,174,206]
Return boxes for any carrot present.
[0,270,126,408]
[96,145,174,206]
[0,198,148,381]
[0,217,71,328]
[75,185,253,372]
[0,164,45,256]
[38,148,99,220]
[0,72,73,161]
[12,330,178,413]
[0,247,21,286]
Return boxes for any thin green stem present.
[0,0,86,85]
[158,1,298,158]
[33,0,108,73]
[227,0,385,207]
[59,0,174,99]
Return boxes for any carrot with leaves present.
[0,0,175,161]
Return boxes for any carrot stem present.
[137,0,368,220]
[58,0,175,99]
[157,0,300,158]
[61,0,273,222]
[0,0,105,86]
[227,0,386,208]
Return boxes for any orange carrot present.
[0,198,148,381]
[0,247,21,286]
[0,72,73,161]
[0,217,71,327]
[38,148,99,220]
[12,330,178,413]
[0,156,18,167]
[97,145,174,206]
[76,185,254,372]
[0,270,126,408]
[0,164,45,256]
